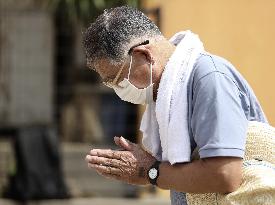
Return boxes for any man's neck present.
[153,40,176,101]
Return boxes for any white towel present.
[140,31,204,164]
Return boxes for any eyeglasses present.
[102,40,150,88]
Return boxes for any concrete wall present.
[142,0,275,125]
[0,8,54,126]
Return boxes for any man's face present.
[92,53,153,89]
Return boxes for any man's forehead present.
[88,58,118,76]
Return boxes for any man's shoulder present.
[191,53,240,88]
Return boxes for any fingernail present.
[90,150,96,155]
[121,137,127,143]
[85,155,91,161]
[89,163,97,168]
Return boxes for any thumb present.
[114,136,121,147]
[114,136,134,151]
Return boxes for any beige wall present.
[142,0,275,125]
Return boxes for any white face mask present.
[113,56,154,105]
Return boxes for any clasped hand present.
[85,136,156,185]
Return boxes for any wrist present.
[157,162,171,190]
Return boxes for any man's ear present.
[131,46,155,65]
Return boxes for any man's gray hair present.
[83,6,162,68]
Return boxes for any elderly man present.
[84,6,268,204]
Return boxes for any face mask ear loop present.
[150,62,153,85]
[127,55,133,80]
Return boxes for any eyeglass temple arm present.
[128,40,150,55]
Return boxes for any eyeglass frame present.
[103,40,150,88]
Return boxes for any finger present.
[118,136,134,151]
[93,168,121,180]
[90,149,121,160]
[88,163,122,176]
[85,155,92,162]
[97,171,121,181]
[87,156,124,168]
[114,136,128,150]
[114,136,122,148]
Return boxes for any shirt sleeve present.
[191,71,248,159]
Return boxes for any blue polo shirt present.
[171,53,268,205]
[188,53,268,158]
